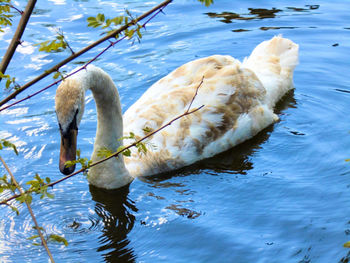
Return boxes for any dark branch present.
[0,0,37,78]
[0,0,172,109]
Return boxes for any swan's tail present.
[243,36,299,107]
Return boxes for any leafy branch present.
[0,0,172,110]
[0,1,13,32]
[0,156,56,262]
[0,71,17,89]
[87,10,144,43]
[28,227,68,247]
[35,29,74,54]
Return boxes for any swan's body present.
[55,36,298,189]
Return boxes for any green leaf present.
[113,16,123,25]
[122,148,131,157]
[96,13,105,22]
[27,235,40,240]
[97,147,113,158]
[46,192,54,199]
[32,226,45,232]
[48,234,68,246]
[0,139,18,155]
[344,241,350,248]
[87,16,96,22]
[16,193,32,204]
[53,71,61,79]
[142,127,152,133]
[136,27,142,39]
[197,0,214,7]
[137,142,148,154]
[11,206,19,216]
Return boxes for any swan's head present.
[55,78,85,175]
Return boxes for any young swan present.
[55,36,298,189]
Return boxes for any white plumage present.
[55,36,299,189]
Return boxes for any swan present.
[55,36,298,189]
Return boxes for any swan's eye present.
[70,109,79,131]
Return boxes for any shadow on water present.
[89,184,137,263]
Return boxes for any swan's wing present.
[123,55,277,176]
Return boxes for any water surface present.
[1,0,350,262]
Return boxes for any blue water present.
[1,0,350,262]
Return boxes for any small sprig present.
[87,13,125,34]
[35,29,73,54]
[64,149,92,175]
[119,132,149,155]
[0,174,18,214]
[0,1,13,32]
[0,156,55,261]
[26,174,54,200]
[28,226,68,247]
[52,70,64,80]
[87,10,143,43]
[0,72,18,90]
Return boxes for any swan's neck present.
[79,66,133,189]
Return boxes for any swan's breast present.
[123,55,277,177]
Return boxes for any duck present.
[55,36,298,189]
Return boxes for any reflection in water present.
[206,8,282,23]
[340,250,350,263]
[89,184,137,263]
[206,5,320,24]
[260,26,298,31]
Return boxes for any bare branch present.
[0,0,37,77]
[187,76,204,113]
[0,79,205,204]
[0,0,172,109]
[9,4,24,15]
[0,156,55,263]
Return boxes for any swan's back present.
[123,36,298,177]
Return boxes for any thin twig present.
[9,4,24,15]
[0,156,55,263]
[0,0,172,109]
[0,0,37,78]
[57,29,75,55]
[0,79,205,205]
[186,76,204,113]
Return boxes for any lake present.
[1,0,350,262]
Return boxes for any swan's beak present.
[59,129,78,175]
